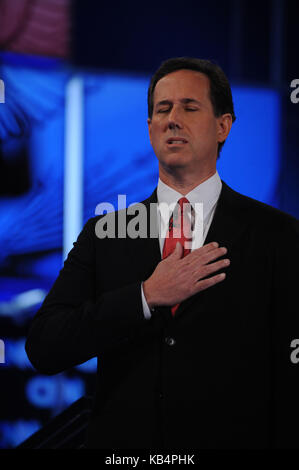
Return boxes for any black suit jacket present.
[25,181,299,449]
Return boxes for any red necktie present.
[162,197,192,316]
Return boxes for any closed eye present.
[156,106,199,114]
[156,107,198,113]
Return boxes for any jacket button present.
[165,336,176,346]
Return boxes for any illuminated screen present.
[0,63,280,448]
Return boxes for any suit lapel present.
[176,181,251,318]
[125,189,161,282]
[125,182,252,319]
[204,181,251,251]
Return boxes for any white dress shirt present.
[141,171,222,319]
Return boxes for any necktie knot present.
[178,196,190,208]
[162,197,193,316]
[171,197,193,236]
[163,197,193,257]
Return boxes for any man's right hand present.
[143,241,230,309]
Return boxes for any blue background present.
[0,0,298,448]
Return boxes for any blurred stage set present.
[0,0,298,448]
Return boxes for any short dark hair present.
[147,57,236,157]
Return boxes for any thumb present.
[172,242,183,259]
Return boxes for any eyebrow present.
[155,98,202,107]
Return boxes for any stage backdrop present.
[0,57,281,448]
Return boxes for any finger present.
[183,242,219,262]
[162,241,182,261]
[194,258,230,280]
[172,241,183,259]
[203,241,220,251]
[200,246,228,265]
[199,241,220,253]
[186,246,227,268]
[188,242,219,257]
[194,272,226,293]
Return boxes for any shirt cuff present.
[141,282,152,320]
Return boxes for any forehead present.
[153,69,211,103]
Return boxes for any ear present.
[217,113,233,144]
[147,117,152,145]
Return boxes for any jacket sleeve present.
[25,217,148,375]
[272,215,299,448]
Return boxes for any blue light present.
[63,76,84,261]
[75,357,97,373]
[0,420,40,449]
[25,375,85,409]
[4,338,33,369]
[26,376,57,409]
[218,86,280,206]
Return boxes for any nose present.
[167,106,183,131]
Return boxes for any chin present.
[159,153,190,168]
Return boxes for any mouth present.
[166,137,188,146]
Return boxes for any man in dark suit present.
[26,57,299,449]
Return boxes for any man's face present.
[148,69,229,176]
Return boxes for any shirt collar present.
[157,171,222,222]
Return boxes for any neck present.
[159,166,217,195]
